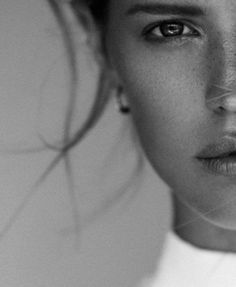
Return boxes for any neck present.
[173,195,236,253]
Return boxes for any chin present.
[173,187,236,232]
[194,201,236,231]
[203,212,236,231]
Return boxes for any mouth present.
[196,137,236,176]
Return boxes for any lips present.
[196,137,236,176]
[197,137,236,159]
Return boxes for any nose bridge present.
[207,31,236,113]
[222,35,236,88]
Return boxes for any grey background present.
[0,96,172,287]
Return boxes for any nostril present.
[218,106,225,112]
[215,105,226,114]
[206,93,236,113]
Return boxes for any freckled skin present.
[105,0,236,250]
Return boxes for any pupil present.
[161,23,183,37]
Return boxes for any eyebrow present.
[126,3,205,17]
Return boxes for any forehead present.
[107,0,236,30]
[108,0,236,14]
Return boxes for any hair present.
[0,0,144,242]
[79,0,109,24]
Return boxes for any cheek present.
[108,37,211,184]
[114,45,205,147]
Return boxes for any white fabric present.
[141,231,236,287]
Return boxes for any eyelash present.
[142,20,200,42]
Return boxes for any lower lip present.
[197,156,236,176]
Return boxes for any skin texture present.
[105,0,236,251]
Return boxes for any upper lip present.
[197,136,236,159]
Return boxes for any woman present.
[0,0,236,286]
[81,0,236,286]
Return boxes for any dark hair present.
[70,0,109,25]
[0,0,113,241]
[87,0,109,23]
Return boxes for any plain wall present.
[0,97,172,287]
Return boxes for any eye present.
[143,21,200,41]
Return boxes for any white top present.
[141,231,236,287]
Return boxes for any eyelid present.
[142,19,201,40]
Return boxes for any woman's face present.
[106,0,236,229]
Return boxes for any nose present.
[217,96,236,113]
[206,32,236,114]
[208,92,236,134]
[206,86,236,114]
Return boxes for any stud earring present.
[116,86,130,114]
